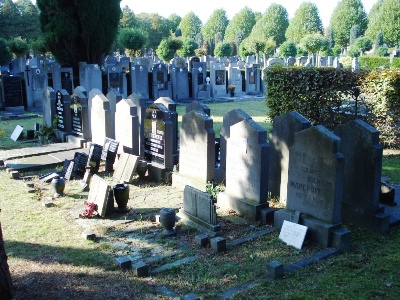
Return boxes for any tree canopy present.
[224,7,255,42]
[214,41,232,58]
[179,12,202,39]
[0,38,12,66]
[285,2,323,44]
[118,28,147,58]
[249,3,288,47]
[156,38,182,62]
[37,0,121,70]
[330,0,367,49]
[136,13,171,50]
[201,9,229,43]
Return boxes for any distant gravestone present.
[43,87,56,128]
[152,63,172,100]
[210,62,227,97]
[186,101,210,116]
[70,93,83,136]
[73,86,90,140]
[113,153,140,184]
[87,174,114,217]
[269,112,311,204]
[55,89,72,138]
[172,110,215,191]
[218,119,270,221]
[245,64,261,95]
[2,74,23,110]
[177,185,221,236]
[130,64,149,99]
[170,65,189,101]
[107,65,123,95]
[128,93,146,157]
[227,66,243,96]
[334,119,390,234]
[91,93,114,145]
[274,125,350,250]
[115,98,139,155]
[192,62,210,99]
[79,63,102,94]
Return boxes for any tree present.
[156,38,182,62]
[325,26,335,48]
[119,5,136,28]
[0,0,20,39]
[0,38,12,66]
[301,33,328,55]
[177,38,198,57]
[194,33,203,49]
[250,3,288,47]
[37,0,121,70]
[348,36,372,57]
[167,13,182,34]
[136,13,171,50]
[30,35,48,56]
[330,0,367,49]
[8,37,29,57]
[238,38,255,58]
[224,7,256,42]
[364,0,384,42]
[118,28,147,58]
[15,0,41,41]
[214,41,232,58]
[285,2,323,44]
[179,12,202,39]
[279,40,297,57]
[365,0,400,47]
[201,9,229,43]
[349,25,361,46]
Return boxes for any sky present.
[120,0,377,29]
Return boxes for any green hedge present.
[265,67,400,148]
[358,56,390,70]
[359,70,400,148]
[265,67,357,130]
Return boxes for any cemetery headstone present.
[218,118,271,221]
[107,65,123,96]
[334,119,390,233]
[177,185,221,236]
[274,125,350,250]
[91,93,114,145]
[130,63,149,99]
[191,62,210,99]
[172,110,215,191]
[101,137,120,172]
[185,101,210,116]
[115,98,139,155]
[128,93,146,157]
[55,89,72,139]
[87,143,103,174]
[79,63,102,93]
[73,152,89,178]
[1,74,24,110]
[245,64,261,95]
[43,87,56,128]
[170,65,190,101]
[113,153,140,184]
[152,63,172,100]
[227,65,243,96]
[210,62,227,98]
[269,112,311,204]
[10,125,24,141]
[87,174,114,217]
[72,86,90,140]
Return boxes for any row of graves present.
[47,83,396,253]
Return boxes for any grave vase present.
[51,175,65,198]
[113,183,129,211]
[159,208,176,236]
[230,89,235,97]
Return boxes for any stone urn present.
[159,208,176,236]
[136,160,148,178]
[113,183,129,212]
[51,175,65,198]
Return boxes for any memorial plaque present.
[10,125,24,141]
[2,75,23,107]
[249,71,255,84]
[61,71,73,94]
[279,220,308,249]
[87,143,103,173]
[198,73,204,85]
[55,90,66,131]
[101,138,119,162]
[70,94,82,136]
[109,72,120,88]
[157,71,164,84]
[215,70,225,85]
[144,108,165,166]
[73,152,88,177]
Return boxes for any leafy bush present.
[358,56,390,70]
[265,67,357,130]
[359,70,400,147]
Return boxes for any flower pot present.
[51,175,65,198]
[230,90,235,97]
[27,130,35,139]
[113,183,129,212]
[136,160,148,178]
[159,208,176,236]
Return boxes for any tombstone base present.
[66,135,87,148]
[171,172,208,192]
[177,209,222,237]
[217,192,269,221]
[274,209,351,250]
[148,164,172,183]
[5,106,24,113]
[55,129,69,142]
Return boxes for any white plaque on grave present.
[279,220,308,249]
[10,125,24,141]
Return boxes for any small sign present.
[279,220,308,249]
[10,125,24,141]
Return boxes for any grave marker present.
[87,174,114,217]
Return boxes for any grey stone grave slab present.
[55,89,72,141]
[87,174,113,218]
[172,110,215,191]
[210,61,227,97]
[128,93,146,157]
[218,118,271,221]
[334,119,390,234]
[144,103,174,182]
[152,63,172,100]
[10,125,24,141]
[274,125,350,249]
[73,152,89,178]
[177,185,221,236]
[91,93,114,145]
[43,87,56,128]
[185,101,210,116]
[217,109,252,183]
[279,220,308,249]
[170,65,189,101]
[2,74,24,110]
[86,143,102,174]
[269,112,311,204]
[115,98,139,155]
[79,63,102,96]
[227,66,243,96]
[130,63,149,99]
[245,64,261,95]
[113,153,139,184]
